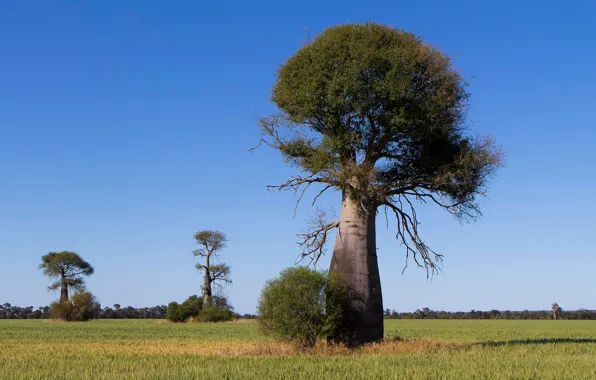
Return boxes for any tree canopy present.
[39,251,94,302]
[258,23,502,272]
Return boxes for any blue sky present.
[1,0,595,314]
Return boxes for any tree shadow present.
[477,338,596,347]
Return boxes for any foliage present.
[165,302,183,322]
[257,267,351,347]
[192,230,227,255]
[166,295,203,322]
[257,22,502,271]
[258,267,326,347]
[180,295,202,318]
[49,290,100,321]
[97,304,167,319]
[323,272,354,343]
[196,306,235,323]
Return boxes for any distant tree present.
[192,230,232,309]
[552,302,561,320]
[39,251,94,303]
[489,309,501,319]
[255,22,502,344]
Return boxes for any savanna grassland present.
[1,319,595,379]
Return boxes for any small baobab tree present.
[192,230,232,309]
[39,251,94,303]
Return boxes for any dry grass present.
[0,337,470,358]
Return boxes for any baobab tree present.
[255,23,502,344]
[552,302,561,320]
[39,251,94,303]
[192,230,232,309]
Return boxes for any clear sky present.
[1,0,595,314]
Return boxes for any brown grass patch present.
[1,339,471,358]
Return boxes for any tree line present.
[383,307,596,320]
[5,302,595,321]
[0,303,168,319]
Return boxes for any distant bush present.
[257,267,351,348]
[196,306,234,323]
[165,302,183,322]
[50,290,100,321]
[180,295,202,318]
[166,295,203,322]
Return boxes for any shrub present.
[257,267,351,348]
[196,306,234,322]
[323,271,354,343]
[166,302,183,322]
[166,295,203,322]
[50,290,100,321]
[50,301,73,321]
[179,295,202,318]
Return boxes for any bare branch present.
[384,199,443,277]
[268,174,331,217]
[248,138,274,153]
[295,209,339,267]
[312,184,334,206]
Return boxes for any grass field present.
[1,319,596,379]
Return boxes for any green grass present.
[1,319,596,379]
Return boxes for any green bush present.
[50,301,73,320]
[166,302,183,322]
[166,295,203,322]
[196,306,234,323]
[323,271,354,343]
[50,290,100,321]
[179,295,202,318]
[257,267,351,347]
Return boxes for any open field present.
[1,319,596,379]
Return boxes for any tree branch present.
[296,209,339,267]
[268,174,332,217]
[384,198,443,277]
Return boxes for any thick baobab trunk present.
[60,281,69,303]
[202,270,212,309]
[329,194,383,345]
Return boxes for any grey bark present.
[329,193,383,344]
[60,280,68,303]
[202,256,212,309]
